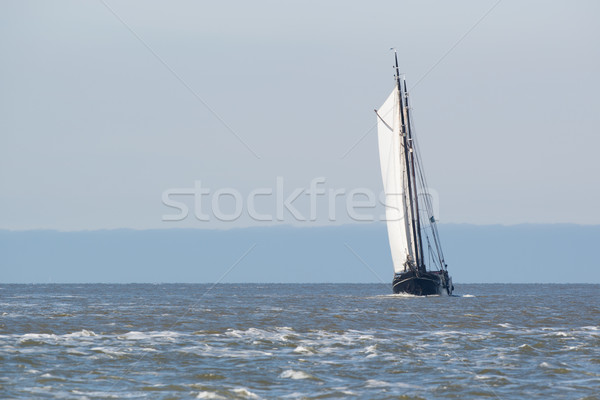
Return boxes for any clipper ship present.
[375,52,453,296]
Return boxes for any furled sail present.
[376,89,415,274]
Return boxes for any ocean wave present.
[365,379,417,389]
[90,346,128,357]
[293,345,316,355]
[196,391,226,399]
[64,329,97,338]
[232,388,261,399]
[119,331,181,341]
[179,345,273,359]
[224,327,295,343]
[2,283,599,399]
[279,369,315,380]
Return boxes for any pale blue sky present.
[1,0,599,230]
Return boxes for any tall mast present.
[393,50,421,270]
[403,77,425,272]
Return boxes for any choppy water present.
[0,284,598,399]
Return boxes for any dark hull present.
[392,270,452,296]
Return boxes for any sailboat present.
[375,52,453,296]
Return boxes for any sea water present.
[0,284,598,399]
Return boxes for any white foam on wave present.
[71,390,124,398]
[19,333,58,343]
[223,349,274,358]
[225,327,295,343]
[180,344,273,359]
[366,379,416,389]
[293,346,316,355]
[431,330,464,337]
[374,293,438,298]
[363,345,377,358]
[331,387,357,396]
[179,344,212,355]
[15,331,100,344]
[280,392,306,399]
[90,347,127,357]
[21,333,58,340]
[225,329,242,338]
[196,391,226,400]
[66,349,89,356]
[279,369,313,380]
[308,329,377,346]
[141,347,158,352]
[351,330,376,340]
[232,388,261,399]
[289,329,385,359]
[65,329,97,338]
[119,331,180,341]
[366,379,389,387]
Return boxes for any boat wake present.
[370,293,440,299]
[369,293,474,299]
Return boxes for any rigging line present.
[413,159,437,236]
[340,122,377,159]
[409,115,446,266]
[409,135,432,213]
[98,0,260,160]
[418,171,445,265]
[409,0,503,91]
[341,95,398,159]
[344,242,388,286]
[422,225,441,270]
[409,114,443,254]
[343,243,503,400]
[343,103,397,160]
[418,188,444,268]
[342,1,502,160]
[427,236,433,269]
[342,47,399,160]
[101,243,257,391]
[419,194,445,267]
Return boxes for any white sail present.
[376,89,415,274]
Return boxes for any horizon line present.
[2,221,600,233]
